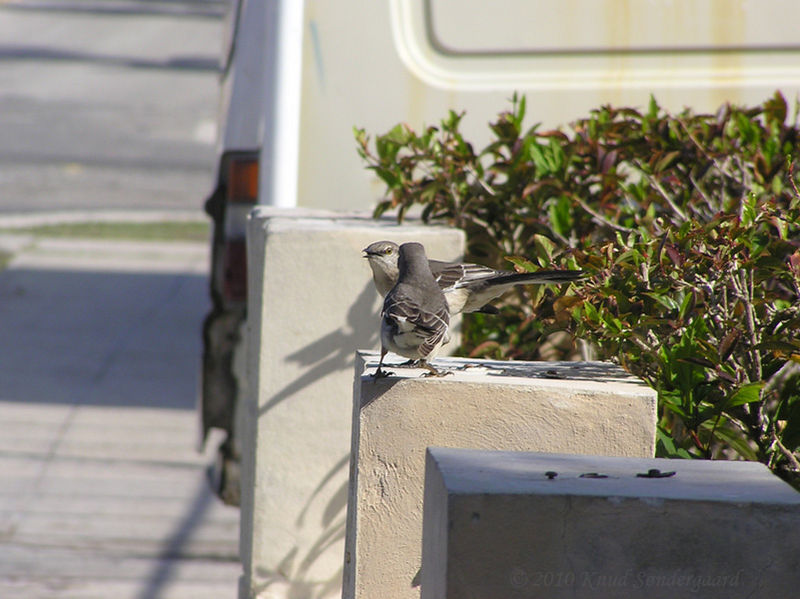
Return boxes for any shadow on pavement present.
[0,262,241,598]
[0,266,208,408]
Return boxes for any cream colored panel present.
[296,0,800,211]
[394,0,800,90]
[428,0,800,52]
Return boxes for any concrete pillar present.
[240,207,464,599]
[422,447,800,599]
[344,353,658,599]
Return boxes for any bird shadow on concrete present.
[249,280,380,598]
[252,453,350,599]
[257,281,380,417]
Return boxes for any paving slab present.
[0,234,241,598]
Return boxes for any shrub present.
[355,92,800,487]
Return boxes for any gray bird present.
[363,240,583,315]
[376,242,450,377]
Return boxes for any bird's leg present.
[419,360,453,378]
[372,348,393,379]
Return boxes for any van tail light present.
[221,155,259,304]
[226,157,259,204]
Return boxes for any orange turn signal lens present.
[227,158,259,203]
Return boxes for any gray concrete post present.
[422,447,800,599]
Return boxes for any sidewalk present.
[0,231,241,598]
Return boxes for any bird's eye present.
[384,248,392,254]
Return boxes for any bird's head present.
[362,241,401,296]
[363,240,400,269]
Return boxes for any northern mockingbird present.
[363,240,584,315]
[376,242,450,377]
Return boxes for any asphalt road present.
[0,0,226,213]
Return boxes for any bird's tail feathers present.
[490,269,585,286]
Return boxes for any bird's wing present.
[429,260,500,291]
[384,289,449,355]
[431,260,584,291]
[429,261,584,314]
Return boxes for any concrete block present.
[240,207,464,599]
[421,447,800,599]
[344,353,657,599]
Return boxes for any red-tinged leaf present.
[537,129,570,141]
[677,356,716,369]
[600,149,618,174]
[755,152,769,179]
[665,244,683,267]
[789,251,800,277]
[522,181,544,198]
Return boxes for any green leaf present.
[548,138,566,173]
[581,300,600,323]
[678,291,695,322]
[390,123,413,143]
[655,427,692,459]
[779,398,800,451]
[763,90,788,125]
[756,340,800,352]
[710,425,759,460]
[727,382,764,407]
[616,248,642,266]
[442,110,464,132]
[529,142,549,175]
[504,255,538,272]
[510,92,526,129]
[373,167,399,188]
[647,95,659,120]
[548,195,573,237]
[643,292,679,312]
[532,234,556,264]
[655,151,681,173]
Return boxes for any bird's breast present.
[443,288,469,314]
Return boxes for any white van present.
[200,0,800,503]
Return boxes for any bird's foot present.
[421,369,453,378]
[420,362,453,378]
[371,368,394,380]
